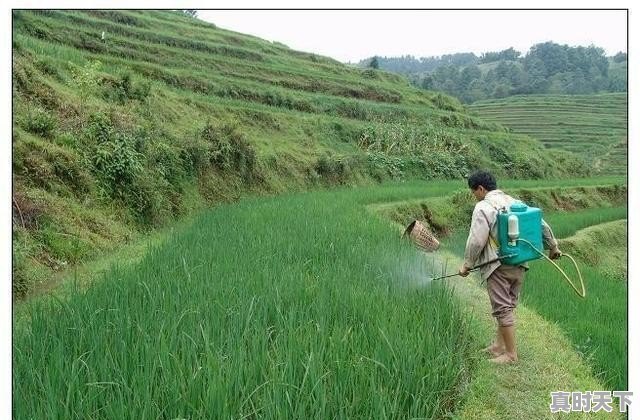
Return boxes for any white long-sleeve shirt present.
[463,189,558,280]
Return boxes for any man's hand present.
[458,265,471,277]
[549,246,562,260]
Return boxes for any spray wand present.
[429,254,517,281]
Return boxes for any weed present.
[20,107,57,138]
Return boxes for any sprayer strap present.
[482,196,505,252]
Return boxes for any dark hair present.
[467,170,497,191]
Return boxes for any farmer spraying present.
[458,171,562,364]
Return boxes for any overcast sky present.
[197,10,627,63]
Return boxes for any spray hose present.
[517,238,586,298]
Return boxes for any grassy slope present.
[469,93,628,175]
[12,9,591,296]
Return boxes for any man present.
[458,171,562,364]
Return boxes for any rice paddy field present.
[13,177,627,419]
[469,93,628,175]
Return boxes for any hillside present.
[12,10,589,296]
[469,93,628,174]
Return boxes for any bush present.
[180,137,211,176]
[54,133,77,149]
[85,112,144,197]
[200,122,257,181]
[70,60,102,100]
[366,152,405,180]
[21,107,57,138]
[103,72,152,104]
[431,93,463,112]
[146,141,185,185]
[440,113,481,129]
[315,153,353,183]
[126,171,172,226]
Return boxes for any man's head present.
[467,170,497,201]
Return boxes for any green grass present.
[14,178,626,418]
[366,180,626,418]
[469,93,628,175]
[13,9,598,295]
[522,210,627,391]
[14,184,479,419]
[434,202,627,392]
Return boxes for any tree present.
[459,65,481,89]
[609,73,627,92]
[369,56,379,69]
[613,52,627,63]
[183,10,198,18]
[526,42,568,77]
[421,75,434,90]
[479,48,520,64]
[492,83,510,98]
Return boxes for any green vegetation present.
[15,183,479,419]
[15,178,626,419]
[446,207,628,392]
[559,219,627,279]
[12,7,628,419]
[469,93,628,175]
[12,9,591,297]
[371,182,627,392]
[366,43,627,103]
[523,213,627,391]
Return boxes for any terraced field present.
[469,93,628,174]
[14,10,590,297]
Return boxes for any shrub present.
[126,171,171,226]
[439,113,480,129]
[91,132,143,193]
[180,137,211,176]
[70,60,102,101]
[200,122,257,181]
[366,152,405,180]
[431,93,463,112]
[21,107,57,138]
[85,112,144,197]
[315,153,353,183]
[146,141,185,185]
[54,133,77,149]
[103,72,152,104]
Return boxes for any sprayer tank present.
[496,201,543,265]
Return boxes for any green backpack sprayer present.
[406,202,586,298]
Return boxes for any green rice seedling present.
[14,187,477,419]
